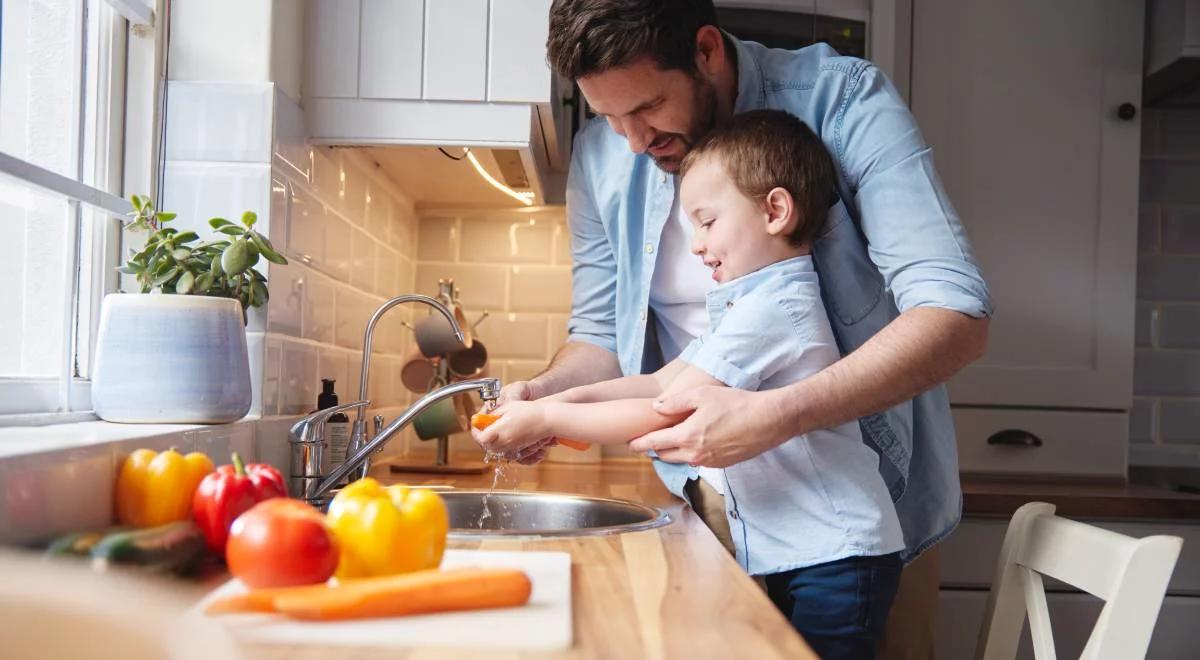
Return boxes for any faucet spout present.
[309,377,501,502]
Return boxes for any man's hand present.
[628,387,792,468]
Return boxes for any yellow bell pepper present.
[325,478,449,579]
[115,448,214,527]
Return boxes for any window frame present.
[0,0,164,422]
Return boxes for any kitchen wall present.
[1133,107,1200,466]
[414,208,573,455]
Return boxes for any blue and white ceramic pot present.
[92,294,251,423]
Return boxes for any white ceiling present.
[363,146,533,211]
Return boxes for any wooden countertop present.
[243,458,816,660]
[962,478,1200,520]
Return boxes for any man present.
[474,1,992,656]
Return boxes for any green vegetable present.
[89,521,209,575]
[45,529,119,557]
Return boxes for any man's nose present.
[621,118,654,154]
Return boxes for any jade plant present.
[117,195,287,318]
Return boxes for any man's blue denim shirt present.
[564,35,993,562]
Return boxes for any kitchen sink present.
[441,490,671,537]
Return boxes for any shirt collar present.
[706,255,815,309]
[728,33,765,115]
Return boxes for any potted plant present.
[91,196,288,424]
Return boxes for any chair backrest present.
[976,502,1183,660]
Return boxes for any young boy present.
[479,110,904,658]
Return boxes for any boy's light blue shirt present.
[564,35,993,562]
[679,255,905,574]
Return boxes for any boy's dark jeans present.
[764,552,903,660]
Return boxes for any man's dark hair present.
[547,0,719,80]
[680,110,837,247]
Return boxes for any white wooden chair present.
[976,502,1183,660]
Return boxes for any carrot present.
[205,567,532,621]
[470,413,591,451]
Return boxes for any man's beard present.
[650,77,719,173]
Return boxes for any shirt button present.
[639,309,647,321]
[659,173,667,184]
[729,509,740,520]
[725,300,734,309]
[644,242,655,254]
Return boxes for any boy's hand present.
[477,400,554,459]
[471,381,554,463]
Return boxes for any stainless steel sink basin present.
[441,490,671,537]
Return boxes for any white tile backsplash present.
[162,161,272,238]
[509,265,572,313]
[281,339,318,415]
[266,261,304,336]
[414,263,508,309]
[286,186,325,264]
[460,215,554,264]
[323,215,354,281]
[304,268,337,344]
[350,228,378,292]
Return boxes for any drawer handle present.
[987,429,1043,448]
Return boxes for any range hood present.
[1145,0,1200,106]
[301,0,571,205]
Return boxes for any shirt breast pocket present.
[813,200,885,326]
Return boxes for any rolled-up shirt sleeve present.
[679,296,799,391]
[831,63,993,318]
[565,137,618,353]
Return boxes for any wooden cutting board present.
[196,550,573,651]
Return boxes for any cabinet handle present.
[1117,103,1137,121]
[987,429,1043,448]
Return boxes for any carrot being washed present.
[470,413,591,451]
[205,567,532,621]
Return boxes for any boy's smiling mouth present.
[705,258,723,282]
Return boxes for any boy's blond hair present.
[680,109,836,246]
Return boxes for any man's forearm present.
[780,307,988,435]
[527,340,623,400]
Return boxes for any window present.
[0,0,160,418]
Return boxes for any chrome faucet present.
[288,377,501,505]
[350,294,465,480]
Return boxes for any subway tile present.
[475,312,549,360]
[414,263,507,309]
[268,176,289,247]
[336,287,376,350]
[376,246,400,298]
[1162,208,1200,254]
[417,216,459,262]
[310,147,342,207]
[1136,302,1159,348]
[0,446,115,543]
[1159,399,1200,444]
[323,215,353,282]
[552,221,573,266]
[1158,109,1200,158]
[1129,398,1156,444]
[350,229,378,292]
[549,314,570,353]
[303,269,336,344]
[1159,304,1200,349]
[341,162,367,226]
[392,199,418,258]
[281,339,319,415]
[1136,255,1200,301]
[1134,349,1200,396]
[397,256,415,295]
[273,92,310,181]
[346,349,365,403]
[165,82,273,163]
[161,161,271,238]
[266,261,304,336]
[509,265,572,313]
[364,182,390,242]
[1141,160,1200,205]
[318,346,350,399]
[459,216,554,264]
[375,306,407,355]
[287,186,325,264]
[262,335,283,416]
[1138,205,1159,255]
[193,424,256,464]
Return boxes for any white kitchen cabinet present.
[360,0,424,99]
[423,0,489,101]
[304,0,360,98]
[488,0,552,103]
[911,0,1143,411]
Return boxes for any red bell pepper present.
[192,453,287,555]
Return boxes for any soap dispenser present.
[317,378,351,468]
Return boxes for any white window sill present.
[0,418,216,460]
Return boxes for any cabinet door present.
[423,0,488,101]
[488,0,552,103]
[360,0,423,99]
[304,0,361,98]
[911,0,1143,409]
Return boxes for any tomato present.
[225,498,338,588]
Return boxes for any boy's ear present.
[763,187,796,237]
